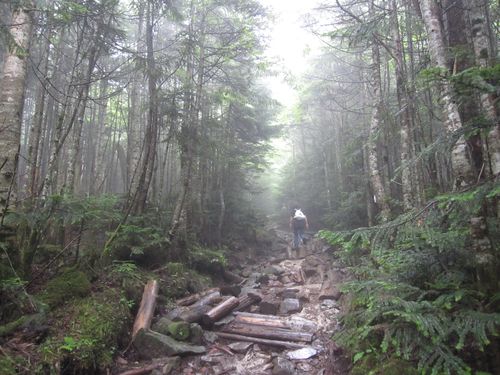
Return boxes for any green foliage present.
[322,183,500,374]
[188,245,227,271]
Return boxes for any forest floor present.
[116,228,351,375]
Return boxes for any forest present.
[0,0,499,374]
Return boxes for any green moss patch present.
[40,288,131,374]
[158,262,211,298]
[38,270,91,308]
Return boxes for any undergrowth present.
[319,181,500,375]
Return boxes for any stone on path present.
[272,356,296,375]
[228,341,253,353]
[259,300,280,315]
[279,298,302,314]
[286,347,318,360]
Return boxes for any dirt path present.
[119,230,350,375]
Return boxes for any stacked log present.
[132,280,159,340]
[201,296,240,327]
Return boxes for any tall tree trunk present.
[419,0,472,188]
[391,0,414,210]
[469,0,499,176]
[131,0,159,214]
[0,5,32,223]
[367,3,390,222]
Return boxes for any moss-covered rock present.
[40,288,131,374]
[39,270,91,308]
[158,262,211,299]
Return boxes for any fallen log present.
[132,280,159,340]
[234,312,317,333]
[202,296,240,327]
[216,332,307,349]
[235,293,262,312]
[223,322,313,343]
[168,291,221,323]
[176,287,219,306]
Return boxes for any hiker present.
[290,207,309,250]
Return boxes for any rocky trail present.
[115,230,350,375]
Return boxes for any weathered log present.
[235,293,262,312]
[132,280,159,340]
[216,332,307,349]
[176,288,219,306]
[202,296,240,327]
[168,291,221,323]
[223,322,313,342]
[234,312,317,333]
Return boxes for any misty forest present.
[0,0,499,374]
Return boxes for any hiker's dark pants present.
[293,227,305,249]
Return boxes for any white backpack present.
[294,209,306,220]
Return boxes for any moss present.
[158,262,211,299]
[380,358,419,375]
[39,270,91,308]
[40,288,131,374]
[0,353,25,375]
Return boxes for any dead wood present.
[216,332,307,349]
[132,280,159,340]
[223,322,313,342]
[201,296,240,327]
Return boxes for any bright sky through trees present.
[259,0,321,106]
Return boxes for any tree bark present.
[216,332,307,349]
[223,322,313,343]
[201,296,240,327]
[132,280,159,340]
[0,4,32,222]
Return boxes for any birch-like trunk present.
[0,6,32,222]
[391,0,414,210]
[419,0,472,187]
[367,9,390,222]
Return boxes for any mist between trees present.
[0,0,499,374]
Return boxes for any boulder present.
[279,298,302,315]
[133,329,206,359]
[272,356,295,375]
[189,323,203,344]
[259,300,280,315]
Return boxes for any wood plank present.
[202,296,240,327]
[223,322,313,343]
[216,332,307,349]
[176,287,219,306]
[132,280,159,340]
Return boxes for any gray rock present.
[259,300,280,315]
[213,314,235,327]
[228,341,253,353]
[161,356,181,374]
[203,330,218,343]
[320,299,337,309]
[133,329,206,359]
[189,323,203,345]
[201,353,224,364]
[272,356,295,375]
[279,298,302,314]
[286,347,318,360]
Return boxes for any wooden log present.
[234,293,262,312]
[176,287,219,306]
[234,313,317,333]
[132,280,159,340]
[168,291,221,323]
[223,322,313,343]
[202,296,240,327]
[216,332,307,349]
